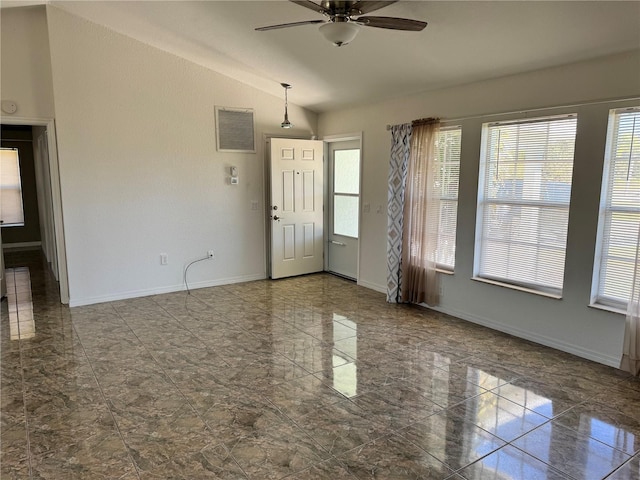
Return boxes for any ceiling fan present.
[256,1,427,47]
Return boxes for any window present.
[0,148,25,227]
[434,126,461,270]
[333,148,360,238]
[474,114,577,296]
[592,107,640,310]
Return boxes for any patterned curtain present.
[386,124,412,303]
[621,223,640,376]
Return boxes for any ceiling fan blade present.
[355,16,427,31]
[349,1,397,15]
[256,19,326,31]
[289,0,333,15]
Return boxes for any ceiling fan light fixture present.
[319,21,360,47]
[280,82,293,129]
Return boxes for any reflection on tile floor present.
[2,251,640,479]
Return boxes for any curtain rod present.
[385,96,640,131]
[412,117,439,127]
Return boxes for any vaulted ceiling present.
[4,1,640,112]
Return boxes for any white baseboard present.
[3,241,42,250]
[69,273,266,307]
[357,279,386,294]
[428,304,621,368]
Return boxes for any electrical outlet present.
[207,250,215,259]
[251,201,259,211]
[160,253,168,265]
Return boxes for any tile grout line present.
[603,453,639,479]
[503,440,582,480]
[70,311,143,480]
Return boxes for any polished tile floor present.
[2,250,640,479]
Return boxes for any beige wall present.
[45,6,318,305]
[0,6,55,119]
[318,50,640,366]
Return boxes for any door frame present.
[263,133,314,278]
[1,116,69,304]
[323,132,363,283]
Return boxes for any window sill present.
[588,303,626,316]
[435,268,454,276]
[471,277,562,300]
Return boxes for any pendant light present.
[280,83,293,129]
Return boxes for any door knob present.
[273,215,283,221]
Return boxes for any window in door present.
[0,148,25,227]
[333,149,360,238]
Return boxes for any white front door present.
[270,138,324,279]
[327,141,360,280]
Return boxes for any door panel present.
[283,224,295,260]
[282,170,295,212]
[302,170,315,211]
[328,141,361,280]
[303,223,315,257]
[270,138,324,279]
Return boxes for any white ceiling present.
[6,1,640,112]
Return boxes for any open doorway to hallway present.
[0,122,68,303]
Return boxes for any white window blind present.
[593,108,640,309]
[475,114,577,295]
[434,127,461,270]
[0,148,25,227]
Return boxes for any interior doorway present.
[0,118,68,304]
[325,135,362,281]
